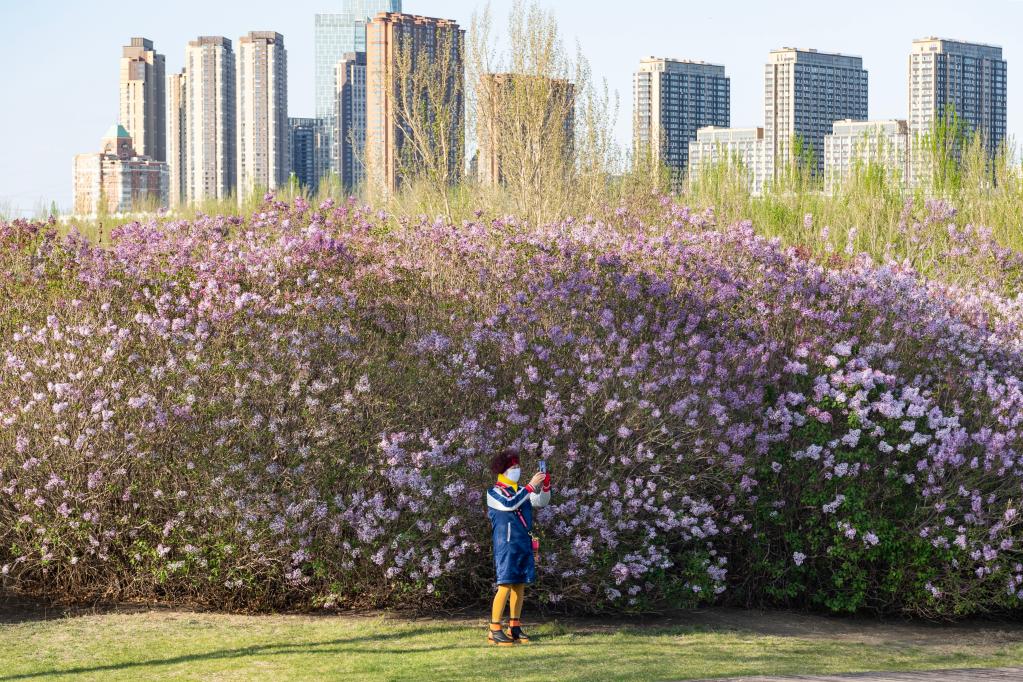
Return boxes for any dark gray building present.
[908,37,1007,185]
[633,57,730,179]
[288,117,319,192]
[764,48,869,177]
[335,51,367,191]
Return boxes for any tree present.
[468,1,620,225]
[371,16,466,217]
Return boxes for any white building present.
[688,126,770,195]
[824,119,909,193]
[119,37,166,162]
[184,36,236,203]
[236,31,289,202]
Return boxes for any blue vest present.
[486,483,536,585]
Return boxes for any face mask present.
[505,467,521,483]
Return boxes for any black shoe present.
[510,625,530,644]
[487,625,515,647]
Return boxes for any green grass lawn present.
[1,609,1023,681]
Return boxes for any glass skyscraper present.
[314,0,400,178]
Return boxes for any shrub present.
[2,197,1022,618]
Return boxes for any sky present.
[1,0,1021,214]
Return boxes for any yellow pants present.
[490,583,525,626]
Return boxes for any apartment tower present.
[166,70,187,207]
[477,73,575,186]
[765,48,868,177]
[237,31,289,201]
[288,117,319,190]
[908,37,1007,186]
[335,52,368,191]
[909,38,1007,150]
[365,12,465,194]
[119,37,166,161]
[184,36,236,203]
[633,58,730,179]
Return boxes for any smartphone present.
[538,460,547,474]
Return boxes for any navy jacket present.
[487,481,551,585]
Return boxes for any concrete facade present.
[184,36,236,203]
[120,37,166,162]
[688,126,769,195]
[477,73,575,186]
[236,31,289,201]
[166,70,186,207]
[365,12,464,194]
[824,119,909,193]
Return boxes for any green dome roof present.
[104,124,131,139]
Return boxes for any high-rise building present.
[315,1,401,179]
[366,12,465,194]
[908,37,1007,186]
[236,31,289,201]
[184,36,236,203]
[166,70,186,207]
[73,125,168,215]
[477,73,575,186]
[335,52,367,191]
[824,119,909,193]
[633,58,730,179]
[765,48,868,177]
[288,117,319,191]
[119,37,166,162]
[688,126,770,195]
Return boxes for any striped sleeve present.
[529,488,551,509]
[486,485,531,512]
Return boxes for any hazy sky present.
[1,0,1020,214]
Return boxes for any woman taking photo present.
[485,449,551,646]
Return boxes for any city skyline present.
[2,0,1020,213]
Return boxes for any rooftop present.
[637,57,727,74]
[914,36,1002,49]
[769,47,864,64]
[103,124,131,140]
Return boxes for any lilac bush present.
[2,197,1023,617]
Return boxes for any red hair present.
[489,449,520,476]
